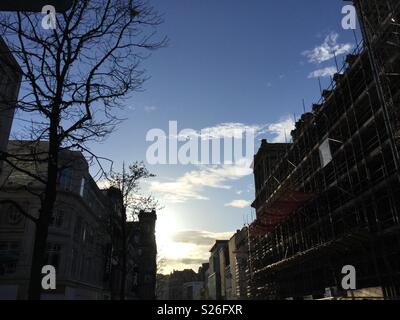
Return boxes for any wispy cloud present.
[161,230,234,272]
[148,158,252,203]
[225,199,251,208]
[176,122,267,140]
[172,230,233,246]
[302,32,353,64]
[266,116,295,143]
[148,119,294,204]
[144,105,157,112]
[308,66,337,79]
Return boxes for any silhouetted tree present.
[0,0,166,299]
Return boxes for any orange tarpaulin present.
[250,190,314,237]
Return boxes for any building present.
[0,36,21,173]
[156,274,169,300]
[182,281,204,300]
[247,0,400,300]
[197,262,209,283]
[207,240,228,300]
[219,243,230,300]
[0,141,158,300]
[228,228,248,300]
[159,269,199,300]
[197,262,209,299]
[0,141,113,299]
[102,187,124,300]
[126,210,157,300]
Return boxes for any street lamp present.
[0,0,73,12]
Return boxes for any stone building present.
[248,0,400,299]
[228,228,248,299]
[0,36,21,173]
[126,210,157,300]
[0,141,112,299]
[207,240,228,300]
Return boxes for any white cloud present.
[176,122,267,140]
[308,66,337,79]
[148,119,295,204]
[267,116,295,143]
[302,32,353,64]
[148,158,253,203]
[172,230,233,246]
[144,105,157,112]
[225,199,251,208]
[161,230,234,273]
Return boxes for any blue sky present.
[12,0,361,273]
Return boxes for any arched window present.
[7,205,23,225]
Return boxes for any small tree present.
[0,0,166,299]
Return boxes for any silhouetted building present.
[248,0,400,299]
[156,274,169,300]
[162,269,198,300]
[198,262,209,282]
[228,228,248,299]
[0,37,21,173]
[127,210,157,299]
[183,281,204,300]
[102,187,124,300]
[0,141,157,300]
[207,240,228,300]
[0,141,112,299]
[219,243,230,299]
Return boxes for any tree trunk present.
[120,207,127,300]
[27,120,59,300]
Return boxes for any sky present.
[11,0,361,274]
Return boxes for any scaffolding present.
[247,0,400,300]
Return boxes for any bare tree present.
[107,161,159,299]
[0,0,166,299]
[156,256,167,275]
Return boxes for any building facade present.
[207,240,228,300]
[228,228,248,300]
[127,210,157,300]
[0,141,158,300]
[158,269,199,300]
[0,141,112,299]
[182,281,204,300]
[247,0,400,300]
[0,36,21,173]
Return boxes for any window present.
[74,216,82,240]
[82,222,88,242]
[79,177,86,197]
[7,206,23,225]
[45,243,61,269]
[0,241,20,275]
[319,139,333,168]
[86,226,94,244]
[58,168,73,191]
[50,210,64,228]
[71,249,78,276]
[144,274,153,284]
